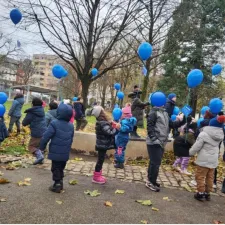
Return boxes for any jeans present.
[51,161,67,182]
[8,116,21,132]
[76,117,88,131]
[147,144,164,185]
[95,150,107,172]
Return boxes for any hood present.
[25,106,45,117]
[48,109,57,118]
[57,103,73,122]
[202,126,224,142]
[15,97,25,105]
[166,99,175,106]
[152,107,166,113]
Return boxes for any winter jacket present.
[165,99,175,118]
[173,132,195,157]
[146,107,185,147]
[116,117,137,148]
[129,92,149,127]
[189,126,224,168]
[45,109,57,127]
[74,102,85,120]
[95,121,117,151]
[0,117,8,142]
[40,104,74,162]
[8,97,25,117]
[22,106,47,138]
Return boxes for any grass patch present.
[1,145,27,155]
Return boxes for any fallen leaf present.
[163,197,172,201]
[115,189,125,194]
[74,158,83,161]
[0,171,3,176]
[17,181,31,186]
[69,180,78,185]
[24,178,31,182]
[136,200,152,206]
[213,220,223,224]
[84,190,101,197]
[141,220,148,224]
[183,185,192,192]
[0,178,10,184]
[0,198,6,202]
[152,207,159,211]
[104,201,113,207]
[56,200,63,205]
[5,165,16,170]
[85,173,92,177]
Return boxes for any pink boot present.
[92,171,106,184]
[100,170,106,179]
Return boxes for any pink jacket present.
[70,109,75,123]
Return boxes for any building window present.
[40,62,46,66]
[40,78,44,81]
[40,72,45,76]
[34,62,39,65]
[49,63,52,66]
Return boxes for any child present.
[8,93,24,134]
[45,101,58,127]
[114,103,137,169]
[22,98,47,165]
[173,119,197,175]
[91,105,120,184]
[189,116,225,201]
[39,103,74,193]
[0,115,8,144]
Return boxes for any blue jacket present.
[74,102,85,119]
[40,104,74,161]
[8,97,24,117]
[22,106,47,138]
[0,117,8,142]
[116,117,137,147]
[45,109,57,127]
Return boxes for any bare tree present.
[5,0,142,106]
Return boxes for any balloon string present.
[185,88,191,143]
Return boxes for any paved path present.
[1,167,225,224]
[1,154,224,197]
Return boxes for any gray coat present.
[189,126,223,168]
[45,109,57,127]
[8,97,24,117]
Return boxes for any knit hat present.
[204,110,214,119]
[122,104,132,119]
[91,106,103,118]
[168,93,176,101]
[209,116,225,128]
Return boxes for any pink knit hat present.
[122,104,132,119]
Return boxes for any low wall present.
[72,132,173,159]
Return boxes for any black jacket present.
[165,99,175,117]
[95,121,117,151]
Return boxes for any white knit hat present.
[91,106,103,118]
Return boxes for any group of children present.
[1,92,225,201]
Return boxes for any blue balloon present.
[10,9,22,25]
[114,104,119,108]
[171,114,177,122]
[209,98,223,114]
[187,69,204,88]
[114,83,121,91]
[197,117,204,128]
[150,91,166,107]
[0,104,6,116]
[112,108,122,121]
[52,64,66,79]
[73,97,78,101]
[0,92,8,104]
[212,64,223,76]
[200,106,210,116]
[142,66,147,76]
[138,42,153,61]
[117,91,124,100]
[91,68,98,76]
[173,106,180,116]
[62,69,68,77]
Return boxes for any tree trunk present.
[101,85,107,108]
[81,79,91,108]
[190,89,198,117]
[141,74,149,102]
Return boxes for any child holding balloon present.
[91,106,120,184]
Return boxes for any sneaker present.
[155,182,161,188]
[204,193,211,201]
[49,182,62,193]
[145,181,160,192]
[181,169,192,176]
[173,165,181,172]
[213,183,217,189]
[114,163,124,169]
[191,180,197,186]
[194,192,204,201]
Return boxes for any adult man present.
[128,85,149,138]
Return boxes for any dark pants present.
[51,161,67,182]
[214,168,217,185]
[8,116,21,132]
[76,117,88,131]
[95,150,107,172]
[147,144,164,185]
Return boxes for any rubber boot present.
[33,149,44,165]
[92,171,106,184]
[49,181,62,193]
